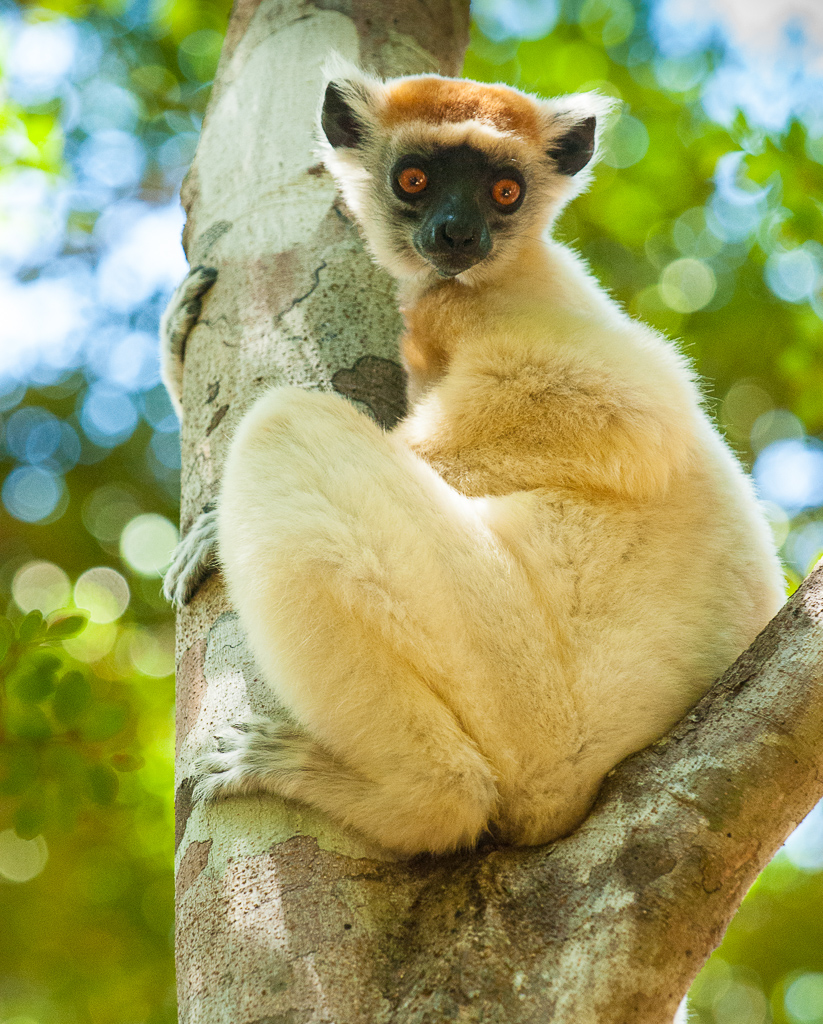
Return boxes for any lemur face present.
[390,143,524,277]
[319,67,614,284]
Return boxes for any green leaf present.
[52,671,92,725]
[110,753,145,773]
[7,706,52,741]
[14,792,47,839]
[88,763,119,805]
[14,670,57,703]
[32,652,61,673]
[80,700,129,743]
[17,610,46,644]
[13,653,61,703]
[0,616,14,661]
[46,610,90,640]
[0,744,38,796]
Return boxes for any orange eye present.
[398,167,428,194]
[492,178,521,206]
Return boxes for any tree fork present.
[172,0,823,1020]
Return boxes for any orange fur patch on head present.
[381,78,543,144]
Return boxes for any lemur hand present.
[159,266,218,418]
[163,507,219,607]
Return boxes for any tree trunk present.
[172,2,823,1021]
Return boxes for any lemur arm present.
[159,265,219,606]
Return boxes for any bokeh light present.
[80,383,139,448]
[82,484,143,544]
[2,465,65,522]
[0,830,49,884]
[127,625,175,677]
[62,620,118,663]
[601,112,649,168]
[712,977,769,1024]
[11,560,71,615]
[660,257,717,313]
[754,439,823,514]
[9,18,78,100]
[785,973,823,1024]
[765,245,822,305]
[720,380,773,444]
[119,513,178,577]
[783,521,823,577]
[472,0,559,42]
[751,409,805,454]
[74,566,130,623]
[5,407,61,463]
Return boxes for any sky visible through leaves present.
[0,0,821,1022]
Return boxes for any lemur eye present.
[492,179,521,206]
[398,167,428,194]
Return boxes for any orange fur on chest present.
[400,283,483,386]
[400,320,449,383]
[400,244,555,387]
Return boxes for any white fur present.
[193,72,785,857]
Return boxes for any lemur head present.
[319,61,615,285]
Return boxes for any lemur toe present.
[192,717,312,803]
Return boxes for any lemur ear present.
[321,81,367,149]
[547,117,597,176]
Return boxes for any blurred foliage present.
[0,0,821,1022]
[0,0,232,1021]
[0,593,177,1024]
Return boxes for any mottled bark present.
[172,2,823,1021]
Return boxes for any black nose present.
[438,217,479,251]
[415,210,492,274]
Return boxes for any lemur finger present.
[161,266,218,357]
[163,543,217,606]
[174,265,218,310]
[163,507,220,607]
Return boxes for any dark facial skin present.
[390,145,527,277]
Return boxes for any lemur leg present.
[159,265,217,419]
[208,386,551,856]
[163,507,219,607]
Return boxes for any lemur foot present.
[160,265,218,417]
[163,507,219,607]
[192,716,341,804]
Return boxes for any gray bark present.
[172,1,823,1021]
